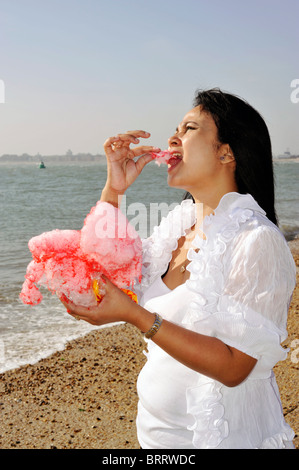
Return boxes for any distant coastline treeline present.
[0,152,106,163]
[1,152,298,163]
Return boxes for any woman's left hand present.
[60,276,139,326]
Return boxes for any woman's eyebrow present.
[175,121,199,132]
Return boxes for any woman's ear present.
[218,144,235,163]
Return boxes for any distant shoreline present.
[0,154,106,163]
[0,160,107,166]
[273,157,299,162]
[1,155,299,164]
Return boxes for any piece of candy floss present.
[19,202,142,307]
[150,150,173,166]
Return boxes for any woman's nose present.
[168,133,181,148]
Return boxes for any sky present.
[0,0,298,156]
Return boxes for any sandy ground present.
[0,240,298,450]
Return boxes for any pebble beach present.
[0,240,298,450]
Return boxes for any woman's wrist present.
[100,185,124,208]
[125,302,158,336]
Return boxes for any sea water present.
[0,160,298,373]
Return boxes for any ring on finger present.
[75,315,81,321]
[112,142,123,149]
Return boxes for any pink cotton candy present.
[20,201,142,307]
[81,202,142,286]
[19,278,43,306]
[29,230,81,261]
[150,150,173,166]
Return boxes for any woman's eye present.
[186,126,196,131]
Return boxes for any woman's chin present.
[167,174,186,190]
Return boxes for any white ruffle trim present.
[186,378,295,449]
[259,432,295,449]
[186,378,229,449]
[140,199,196,290]
[184,205,255,319]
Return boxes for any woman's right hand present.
[101,130,160,203]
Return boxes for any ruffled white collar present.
[141,192,266,290]
[210,191,265,217]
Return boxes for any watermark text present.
[94,196,202,240]
[290,79,299,104]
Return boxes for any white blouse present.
[135,192,296,449]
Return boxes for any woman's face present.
[167,106,224,196]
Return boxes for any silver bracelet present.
[144,313,163,339]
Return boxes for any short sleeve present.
[215,225,296,375]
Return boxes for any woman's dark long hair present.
[184,88,278,225]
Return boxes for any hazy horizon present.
[1,0,298,156]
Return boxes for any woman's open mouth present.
[167,153,182,172]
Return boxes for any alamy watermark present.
[290,79,299,104]
[0,79,5,103]
[94,196,203,240]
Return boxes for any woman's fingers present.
[59,272,140,327]
[61,298,99,324]
[122,130,151,140]
[103,131,161,160]
[60,296,84,315]
[134,152,155,173]
[103,130,161,194]
[131,145,160,157]
[104,135,139,151]
[104,130,151,152]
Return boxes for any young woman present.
[61,89,296,449]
